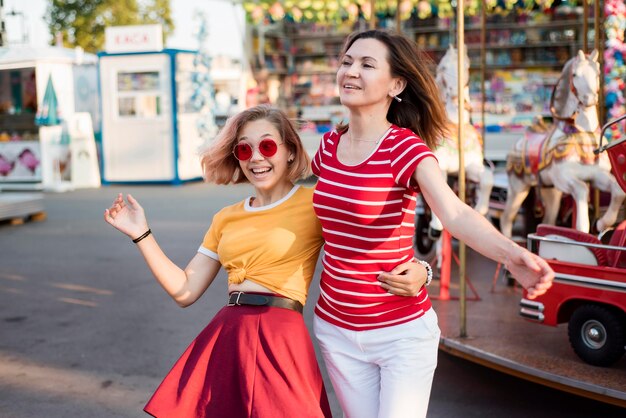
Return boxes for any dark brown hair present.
[337,29,448,149]
[200,105,311,184]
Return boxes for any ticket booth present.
[99,25,209,184]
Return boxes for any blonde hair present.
[200,105,311,184]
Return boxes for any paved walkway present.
[1,183,624,417]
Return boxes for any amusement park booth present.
[0,46,100,190]
[99,25,208,184]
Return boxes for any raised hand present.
[104,193,149,240]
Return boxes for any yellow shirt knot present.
[229,268,247,284]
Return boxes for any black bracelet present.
[132,229,152,243]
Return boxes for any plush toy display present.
[604,0,626,140]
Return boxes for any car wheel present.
[568,304,626,367]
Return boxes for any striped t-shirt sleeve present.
[311,132,329,177]
[389,130,437,190]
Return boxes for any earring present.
[393,95,402,103]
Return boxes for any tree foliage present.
[46,0,174,53]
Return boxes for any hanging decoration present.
[242,0,562,24]
[191,12,218,143]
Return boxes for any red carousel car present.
[520,116,626,367]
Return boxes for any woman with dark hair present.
[311,29,554,418]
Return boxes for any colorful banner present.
[242,0,558,24]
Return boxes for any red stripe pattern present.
[312,126,436,331]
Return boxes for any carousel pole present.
[594,0,603,221]
[370,0,377,28]
[457,0,467,339]
[480,0,486,147]
[396,0,402,32]
[583,0,588,53]
[595,0,603,124]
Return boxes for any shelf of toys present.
[603,0,626,142]
[244,1,613,144]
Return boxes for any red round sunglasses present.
[233,138,283,161]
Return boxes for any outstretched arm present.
[104,193,221,307]
[413,158,554,299]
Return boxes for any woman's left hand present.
[378,260,428,296]
[506,249,554,299]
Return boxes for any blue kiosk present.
[99,25,211,184]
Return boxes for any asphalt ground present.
[1,182,624,417]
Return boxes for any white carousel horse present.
[429,45,494,235]
[500,50,626,238]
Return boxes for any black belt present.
[227,292,303,313]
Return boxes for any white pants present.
[313,309,440,418]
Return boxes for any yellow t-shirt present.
[198,185,323,305]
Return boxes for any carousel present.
[244,0,626,407]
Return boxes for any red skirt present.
[144,304,332,418]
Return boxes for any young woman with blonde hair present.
[105,105,332,417]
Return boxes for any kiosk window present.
[117,71,162,118]
[118,96,161,118]
[117,71,160,92]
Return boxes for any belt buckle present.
[228,291,243,306]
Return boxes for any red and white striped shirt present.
[312,125,436,331]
